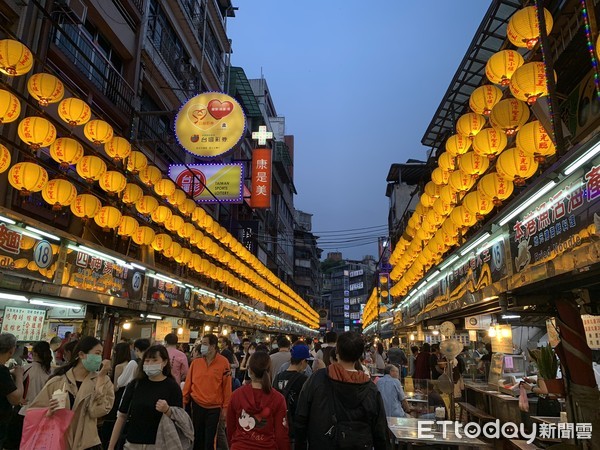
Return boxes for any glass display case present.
[488,353,527,395]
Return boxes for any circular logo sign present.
[176,168,206,198]
[33,240,53,269]
[175,92,246,158]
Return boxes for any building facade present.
[293,210,321,308]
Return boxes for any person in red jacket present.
[226,351,290,450]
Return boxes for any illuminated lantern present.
[18,117,56,150]
[176,247,193,265]
[510,62,552,105]
[166,214,185,232]
[8,162,48,195]
[151,205,172,225]
[135,195,159,216]
[456,113,486,139]
[433,197,452,216]
[420,192,435,208]
[126,151,148,174]
[440,185,461,206]
[132,226,155,245]
[190,229,204,245]
[431,167,450,186]
[437,152,456,172]
[0,144,11,173]
[451,205,477,229]
[104,137,131,162]
[179,198,196,216]
[490,98,530,135]
[190,253,203,271]
[70,194,101,220]
[76,155,107,183]
[27,73,64,107]
[151,233,173,252]
[472,129,507,163]
[117,216,139,239]
[191,206,206,223]
[516,120,556,162]
[469,85,502,116]
[496,147,538,186]
[58,97,92,126]
[154,178,176,198]
[463,191,494,220]
[416,227,433,241]
[164,241,182,260]
[425,208,444,227]
[121,183,143,205]
[445,134,472,156]
[168,189,186,207]
[99,171,127,195]
[138,165,161,186]
[179,222,196,240]
[94,206,122,231]
[84,119,113,145]
[478,172,515,206]
[414,202,429,220]
[0,90,20,123]
[49,138,84,170]
[507,6,553,50]
[424,181,441,199]
[449,170,476,193]
[442,217,461,237]
[459,151,489,177]
[427,237,445,256]
[0,39,33,76]
[41,179,77,210]
[486,50,524,86]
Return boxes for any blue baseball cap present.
[291,344,313,360]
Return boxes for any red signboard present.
[250,148,272,209]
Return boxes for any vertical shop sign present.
[1,307,45,341]
[250,148,272,208]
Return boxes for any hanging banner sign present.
[0,225,57,280]
[250,148,272,208]
[148,278,192,309]
[174,92,246,158]
[1,307,46,341]
[169,163,244,203]
[155,320,173,342]
[582,314,600,350]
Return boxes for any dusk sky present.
[228,1,492,260]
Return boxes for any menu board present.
[0,225,57,280]
[581,314,600,350]
[155,320,173,342]
[1,307,45,341]
[148,279,192,309]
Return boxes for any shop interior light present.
[488,326,497,337]
[16,227,45,241]
[222,328,228,335]
[204,325,211,331]
[185,284,194,289]
[410,334,415,341]
[177,327,184,335]
[460,232,491,256]
[501,327,511,337]
[498,181,557,226]
[122,322,132,330]
[502,314,521,319]
[564,140,600,175]
[69,244,127,267]
[426,270,441,282]
[432,330,440,335]
[0,215,16,225]
[439,255,459,270]
[30,299,81,309]
[130,263,146,271]
[0,292,28,302]
[146,272,183,287]
[24,226,60,241]
[144,314,162,320]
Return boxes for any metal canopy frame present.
[421,0,522,150]
[227,66,263,118]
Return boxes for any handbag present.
[21,407,74,450]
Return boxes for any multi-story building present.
[293,210,321,308]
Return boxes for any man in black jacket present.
[294,331,391,450]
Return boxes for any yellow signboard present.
[175,92,246,158]
[169,163,244,203]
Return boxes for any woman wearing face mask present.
[108,345,186,450]
[239,343,257,381]
[29,336,114,450]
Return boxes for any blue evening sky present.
[228,1,492,260]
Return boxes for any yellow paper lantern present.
[445,134,472,156]
[472,127,508,160]
[49,137,84,170]
[449,170,476,193]
[507,6,553,50]
[8,162,48,195]
[166,214,185,232]
[0,144,11,173]
[433,197,452,217]
[486,50,524,86]
[117,216,139,238]
[420,192,436,208]
[490,98,530,135]
[442,217,461,237]
[0,89,20,123]
[496,147,538,186]
[58,97,92,126]
[431,167,450,186]
[151,205,172,225]
[154,178,176,198]
[126,151,148,174]
[190,229,204,245]
[450,205,477,228]
[478,172,515,206]
[425,208,444,227]
[437,152,456,173]
[41,179,77,210]
[456,113,486,139]
[94,206,122,231]
[152,233,173,252]
[176,247,193,265]
[99,171,127,195]
[416,227,433,241]
[84,119,114,145]
[469,85,503,116]
[164,241,182,259]
[121,183,143,205]
[179,222,196,240]
[135,195,159,216]
[76,155,107,183]
[516,120,556,162]
[104,137,132,162]
[440,185,461,206]
[18,117,56,150]
[0,39,33,76]
[168,189,186,207]
[459,151,490,177]
[510,62,553,105]
[132,226,155,246]
[191,206,206,224]
[70,194,101,220]
[138,165,161,186]
[463,191,494,220]
[179,198,197,217]
[27,73,64,107]
[424,181,442,199]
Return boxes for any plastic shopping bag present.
[518,384,529,412]
[20,407,74,450]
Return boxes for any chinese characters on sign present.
[169,163,244,203]
[1,307,45,341]
[250,148,272,209]
[582,314,600,350]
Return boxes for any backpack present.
[275,371,305,433]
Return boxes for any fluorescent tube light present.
[0,215,16,225]
[426,270,441,282]
[69,244,127,267]
[460,232,491,256]
[25,226,60,241]
[130,263,146,271]
[185,284,195,289]
[501,314,521,319]
[30,299,81,309]
[564,141,600,175]
[146,314,163,320]
[147,272,182,286]
[439,255,459,270]
[498,181,557,226]
[0,293,28,302]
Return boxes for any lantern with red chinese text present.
[496,147,538,186]
[191,206,205,224]
[433,197,452,217]
[0,145,11,173]
[168,189,186,207]
[431,167,450,186]
[18,117,56,150]
[99,171,127,195]
[135,195,159,216]
[0,90,20,123]
[456,114,486,139]
[176,247,193,265]
[472,127,508,161]
[84,119,113,145]
[179,222,196,240]
[486,50,524,86]
[420,192,436,208]
[507,6,553,50]
[462,190,494,220]
[0,39,33,76]
[121,183,143,205]
[437,152,456,173]
[151,205,172,225]
[49,138,84,170]
[459,151,490,177]
[76,155,107,183]
[151,233,173,252]
[58,97,92,126]
[424,181,441,199]
[510,62,553,105]
[164,241,182,260]
[425,208,444,228]
[179,198,196,217]
[478,172,515,206]
[70,194,101,221]
[445,134,472,156]
[132,226,155,246]
[138,165,161,186]
[190,253,203,272]
[449,170,476,193]
[442,216,461,237]
[416,227,433,242]
[117,216,139,239]
[27,73,64,107]
[154,178,176,198]
[8,162,48,196]
[104,137,131,162]
[440,184,462,206]
[41,179,77,210]
[190,229,204,246]
[165,214,185,233]
[516,120,556,162]
[490,98,530,136]
[469,85,503,116]
[451,205,477,230]
[126,151,148,174]
[94,206,122,231]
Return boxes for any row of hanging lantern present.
[362,288,378,328]
[0,39,318,327]
[385,5,557,304]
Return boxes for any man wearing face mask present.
[183,334,232,450]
